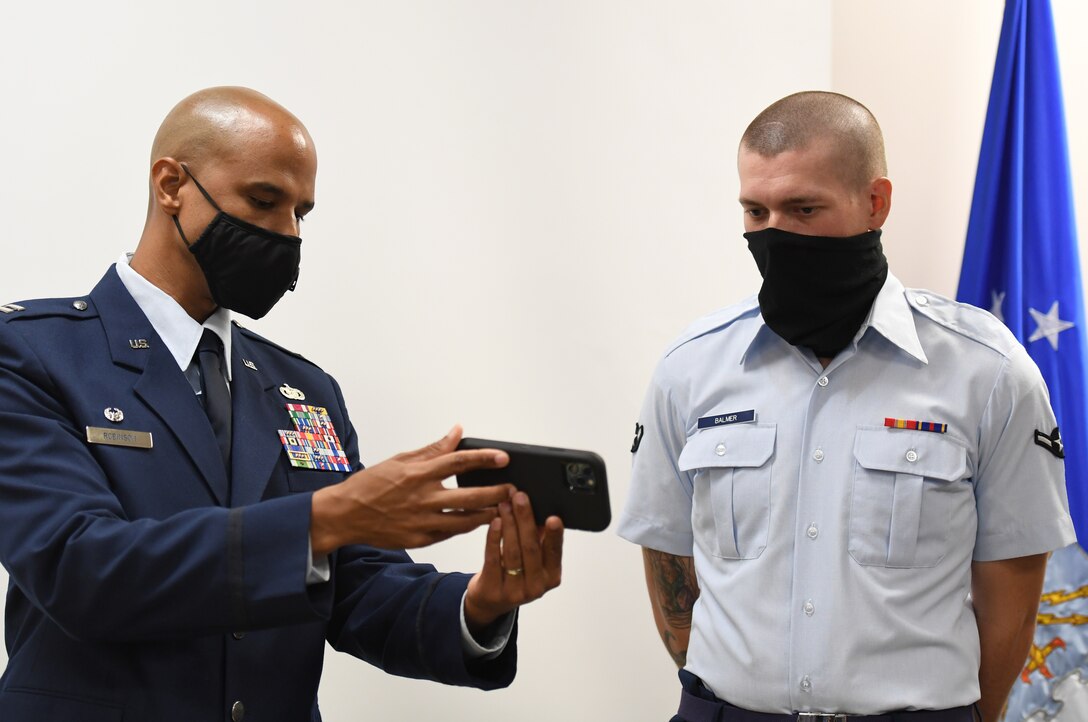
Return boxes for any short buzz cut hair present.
[740,91,888,189]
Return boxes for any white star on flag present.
[991,290,1006,323]
[1028,301,1075,351]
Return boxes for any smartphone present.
[456,438,611,532]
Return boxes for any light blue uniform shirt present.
[618,274,1075,715]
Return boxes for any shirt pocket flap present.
[679,424,777,471]
[853,428,967,481]
[287,468,345,492]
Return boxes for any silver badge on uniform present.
[279,383,306,401]
[103,407,124,423]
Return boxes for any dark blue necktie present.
[196,329,232,474]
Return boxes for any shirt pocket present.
[0,688,124,721]
[849,427,969,568]
[679,424,777,560]
[286,468,347,493]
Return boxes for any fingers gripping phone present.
[455,438,611,532]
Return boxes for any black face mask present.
[744,227,888,358]
[172,164,302,319]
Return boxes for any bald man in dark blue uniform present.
[0,87,563,721]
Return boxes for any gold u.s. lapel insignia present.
[277,404,351,472]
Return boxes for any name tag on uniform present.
[86,426,154,449]
[697,409,755,429]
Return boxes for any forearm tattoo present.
[647,550,698,667]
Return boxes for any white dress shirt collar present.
[114,253,233,380]
[860,272,928,364]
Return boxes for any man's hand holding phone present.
[464,491,564,633]
[309,426,514,555]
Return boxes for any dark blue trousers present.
[670,670,978,722]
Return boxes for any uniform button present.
[800,675,812,692]
[817,376,829,387]
[715,443,726,456]
[232,701,245,721]
[232,631,245,640]
[806,524,819,540]
[905,449,919,463]
[72,300,88,311]
[916,295,930,306]
[803,600,815,616]
[812,448,824,462]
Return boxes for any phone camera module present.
[565,462,597,494]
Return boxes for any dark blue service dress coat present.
[0,268,516,721]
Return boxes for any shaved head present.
[135,87,318,321]
[150,86,313,168]
[740,91,886,190]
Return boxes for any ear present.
[150,158,186,216]
[867,177,892,229]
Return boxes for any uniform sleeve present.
[0,317,517,696]
[973,344,1076,561]
[616,361,696,556]
[322,377,516,690]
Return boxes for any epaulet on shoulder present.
[233,321,319,368]
[664,295,760,357]
[0,297,98,323]
[905,288,1020,356]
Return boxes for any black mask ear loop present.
[171,163,223,247]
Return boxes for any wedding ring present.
[506,567,524,576]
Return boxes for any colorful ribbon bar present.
[278,403,352,472]
[884,417,947,434]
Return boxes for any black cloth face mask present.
[172,164,302,319]
[744,227,888,358]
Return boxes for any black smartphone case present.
[456,438,611,532]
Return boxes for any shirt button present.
[817,376,829,387]
[812,448,824,462]
[715,443,726,456]
[232,701,245,721]
[232,631,246,640]
[905,449,919,463]
[800,675,812,693]
[916,295,930,306]
[806,524,819,540]
[803,600,815,616]
[72,300,88,311]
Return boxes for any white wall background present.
[0,2,1084,721]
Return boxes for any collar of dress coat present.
[742,272,928,366]
[114,252,233,381]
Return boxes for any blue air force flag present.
[955,0,1088,719]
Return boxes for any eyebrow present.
[246,181,316,213]
[738,195,825,206]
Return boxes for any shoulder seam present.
[0,297,98,323]
[905,288,1017,359]
[665,297,761,357]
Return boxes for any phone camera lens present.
[565,462,597,493]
